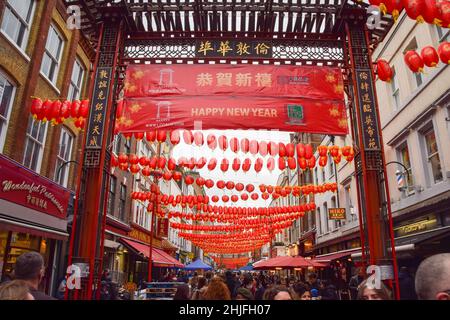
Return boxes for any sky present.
[172,129,292,208]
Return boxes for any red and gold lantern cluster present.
[404,41,450,73]
[30,98,89,129]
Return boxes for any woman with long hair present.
[203,277,231,300]
[357,279,393,300]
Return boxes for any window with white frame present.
[404,38,423,88]
[0,71,16,152]
[41,24,64,84]
[23,116,47,172]
[390,67,400,110]
[67,59,85,100]
[322,202,329,233]
[0,0,35,51]
[54,127,74,187]
[344,184,354,222]
[422,126,443,184]
[397,142,414,192]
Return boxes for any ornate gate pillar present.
[67,18,125,300]
[344,12,400,299]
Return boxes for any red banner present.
[157,218,169,238]
[0,154,71,219]
[119,64,347,135]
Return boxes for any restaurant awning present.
[254,255,327,269]
[314,248,361,264]
[119,238,183,268]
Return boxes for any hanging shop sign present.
[157,218,169,238]
[128,227,151,245]
[118,65,347,135]
[0,154,70,219]
[354,69,381,150]
[85,67,112,149]
[195,40,272,58]
[328,208,346,220]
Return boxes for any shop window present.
[0,0,35,51]
[23,116,47,172]
[67,58,85,100]
[40,24,64,85]
[390,67,400,110]
[0,71,16,152]
[107,175,117,216]
[54,127,74,187]
[421,125,443,184]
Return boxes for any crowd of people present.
[0,252,449,300]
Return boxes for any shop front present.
[298,230,316,257]
[0,154,71,295]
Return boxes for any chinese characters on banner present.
[157,218,169,238]
[355,70,381,150]
[196,40,272,58]
[328,208,346,220]
[118,65,348,135]
[86,67,112,149]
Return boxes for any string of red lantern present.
[30,98,89,129]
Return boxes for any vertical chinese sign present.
[86,67,113,149]
[355,70,381,150]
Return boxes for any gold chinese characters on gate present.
[196,72,272,87]
[86,67,112,149]
[196,40,272,58]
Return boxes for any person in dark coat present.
[398,266,417,300]
[225,271,239,299]
[349,267,365,300]
[320,280,339,300]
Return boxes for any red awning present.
[313,248,361,264]
[254,255,327,269]
[253,256,293,270]
[119,238,183,268]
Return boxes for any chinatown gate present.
[64,0,400,299]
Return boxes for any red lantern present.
[262,193,270,200]
[207,134,217,150]
[187,157,196,170]
[163,171,172,181]
[230,137,239,153]
[318,145,328,157]
[242,158,251,172]
[232,158,241,172]
[168,158,177,171]
[246,184,255,193]
[226,181,235,190]
[220,159,229,172]
[438,41,450,64]
[385,0,404,21]
[403,0,426,22]
[60,100,71,120]
[185,175,194,185]
[285,143,295,158]
[134,132,144,140]
[334,154,342,164]
[170,130,180,145]
[123,132,133,140]
[304,144,313,160]
[287,157,296,170]
[139,156,149,166]
[158,157,167,169]
[30,98,43,119]
[173,171,182,181]
[183,130,193,144]
[205,179,214,189]
[329,145,340,157]
[79,100,89,118]
[421,46,440,67]
[118,153,128,164]
[141,166,151,176]
[307,156,316,169]
[111,156,119,167]
[439,1,450,28]
[376,59,393,82]
[267,157,275,172]
[278,157,286,170]
[235,183,244,191]
[254,158,263,173]
[217,180,226,189]
[404,50,424,73]
[278,143,286,158]
[196,157,207,169]
[70,100,81,119]
[222,195,230,203]
[249,140,259,155]
[231,195,239,203]
[130,164,140,174]
[207,158,217,171]
[251,193,259,201]
[240,138,250,153]
[196,177,205,186]
[319,156,328,167]
[156,130,167,143]
[423,0,442,24]
[149,157,158,169]
[146,131,156,142]
[212,195,219,203]
[194,131,204,146]
[218,135,228,151]
[241,193,249,201]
